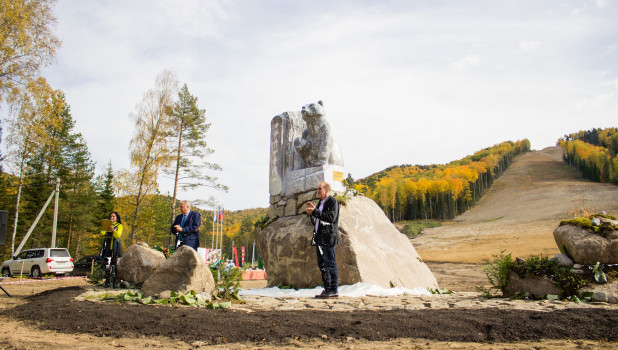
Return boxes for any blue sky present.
[16,0,618,210]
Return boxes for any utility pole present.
[51,178,60,248]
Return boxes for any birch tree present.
[0,0,61,105]
[128,69,178,244]
[5,77,62,255]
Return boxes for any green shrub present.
[399,220,442,237]
[87,263,106,284]
[210,266,245,301]
[255,215,277,229]
[334,191,354,207]
[480,249,514,295]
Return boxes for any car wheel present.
[31,266,42,278]
[1,267,10,277]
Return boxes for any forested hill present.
[354,139,530,221]
[558,127,618,184]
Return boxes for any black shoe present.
[314,290,329,299]
[327,292,339,298]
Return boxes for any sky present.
[10,0,618,211]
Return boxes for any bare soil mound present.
[2,286,617,347]
[414,147,618,263]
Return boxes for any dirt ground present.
[1,147,617,349]
[1,265,616,350]
[414,147,618,263]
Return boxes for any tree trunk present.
[11,155,26,257]
[169,122,184,245]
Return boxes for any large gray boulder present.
[255,195,438,290]
[117,245,166,284]
[553,224,618,264]
[141,245,216,297]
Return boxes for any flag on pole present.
[213,207,217,223]
[219,207,224,222]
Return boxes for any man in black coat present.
[306,181,340,298]
[171,200,201,251]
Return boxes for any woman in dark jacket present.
[100,211,123,288]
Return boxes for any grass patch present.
[483,216,504,222]
[397,220,442,238]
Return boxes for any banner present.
[241,246,245,266]
[233,246,239,267]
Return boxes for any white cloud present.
[596,0,609,8]
[449,55,482,71]
[5,0,614,210]
[518,40,541,52]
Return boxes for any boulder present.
[117,245,166,284]
[141,245,216,297]
[255,195,438,290]
[553,224,618,264]
[503,271,564,298]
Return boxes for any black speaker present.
[0,210,7,246]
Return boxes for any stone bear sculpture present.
[293,101,344,168]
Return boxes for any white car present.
[1,248,74,278]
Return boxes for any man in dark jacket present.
[306,181,340,298]
[171,200,201,251]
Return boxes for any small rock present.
[158,290,172,299]
[552,253,574,267]
[516,257,525,265]
[591,292,608,303]
[573,264,582,269]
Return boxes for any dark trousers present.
[181,233,199,251]
[316,245,338,293]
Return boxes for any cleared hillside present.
[413,147,618,263]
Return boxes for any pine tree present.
[58,133,97,258]
[95,160,115,218]
[166,83,227,225]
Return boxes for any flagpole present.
[220,207,224,256]
[216,206,220,252]
[217,207,223,256]
[211,208,215,249]
[219,208,223,254]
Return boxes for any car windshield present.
[50,249,70,257]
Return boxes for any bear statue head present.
[301,100,325,121]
